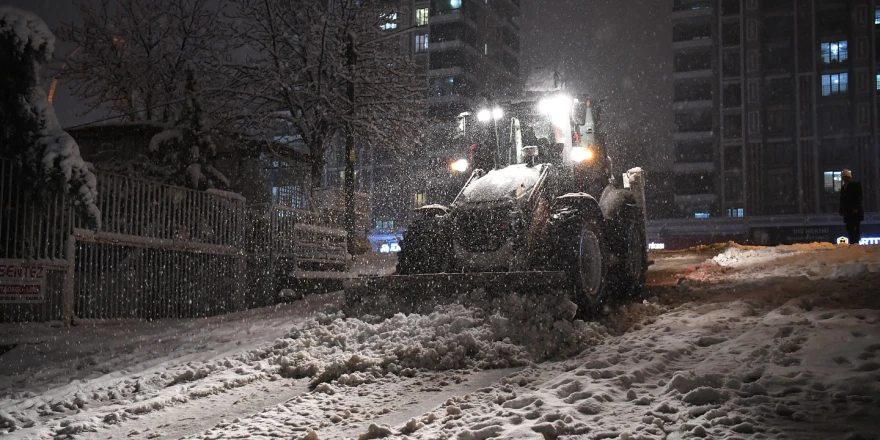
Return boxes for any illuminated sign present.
[648,242,665,250]
[379,243,401,253]
[836,236,880,245]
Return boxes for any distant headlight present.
[571,147,595,163]
[450,158,469,172]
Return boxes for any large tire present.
[396,216,453,275]
[608,214,647,296]
[570,219,610,315]
[601,190,648,297]
[549,204,610,317]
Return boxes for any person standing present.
[839,169,864,245]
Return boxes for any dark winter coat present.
[840,181,864,223]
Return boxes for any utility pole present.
[344,33,357,252]
[342,23,420,253]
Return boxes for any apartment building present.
[672,0,880,218]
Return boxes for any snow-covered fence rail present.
[73,172,246,247]
[70,171,248,320]
[2,158,349,323]
[0,157,73,323]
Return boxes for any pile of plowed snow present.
[267,300,607,387]
[0,301,607,437]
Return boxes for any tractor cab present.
[453,95,612,202]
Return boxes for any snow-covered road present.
[2,244,879,439]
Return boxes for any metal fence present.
[0,159,72,323]
[1,157,348,323]
[67,170,248,322]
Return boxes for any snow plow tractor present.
[344,96,648,318]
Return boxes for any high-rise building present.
[671,0,879,219]
[326,0,522,235]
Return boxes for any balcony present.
[674,130,714,141]
[673,0,711,11]
[673,100,712,110]
[673,37,713,50]
[674,193,718,204]
[674,162,715,173]
[673,69,713,80]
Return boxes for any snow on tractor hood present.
[458,164,545,204]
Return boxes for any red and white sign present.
[0,260,45,303]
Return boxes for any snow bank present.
[710,243,880,281]
[0,298,607,438]
[262,301,606,388]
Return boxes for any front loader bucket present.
[343,271,573,318]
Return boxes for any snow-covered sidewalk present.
[2,244,879,440]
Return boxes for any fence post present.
[62,234,75,326]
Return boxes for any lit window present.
[415,34,428,53]
[875,8,880,24]
[824,171,843,193]
[380,13,398,30]
[821,73,848,96]
[416,8,429,26]
[820,40,848,64]
[876,74,880,90]
[694,212,710,219]
[726,208,744,218]
[450,0,461,8]
[414,193,427,208]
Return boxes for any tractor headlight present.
[450,158,469,172]
[571,147,595,163]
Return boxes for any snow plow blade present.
[343,271,572,318]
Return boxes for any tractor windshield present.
[457,164,545,203]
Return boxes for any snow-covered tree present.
[0,6,100,228]
[224,0,427,189]
[57,0,228,124]
[146,69,230,190]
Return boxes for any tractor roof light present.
[537,94,573,122]
[571,147,595,163]
[477,107,504,122]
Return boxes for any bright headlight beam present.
[450,158,469,172]
[537,94,572,116]
[492,107,504,120]
[571,147,595,163]
[476,109,492,122]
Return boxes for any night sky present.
[521,0,673,172]
[3,0,673,172]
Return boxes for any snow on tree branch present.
[0,6,101,228]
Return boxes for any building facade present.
[326,0,523,235]
[672,0,880,219]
